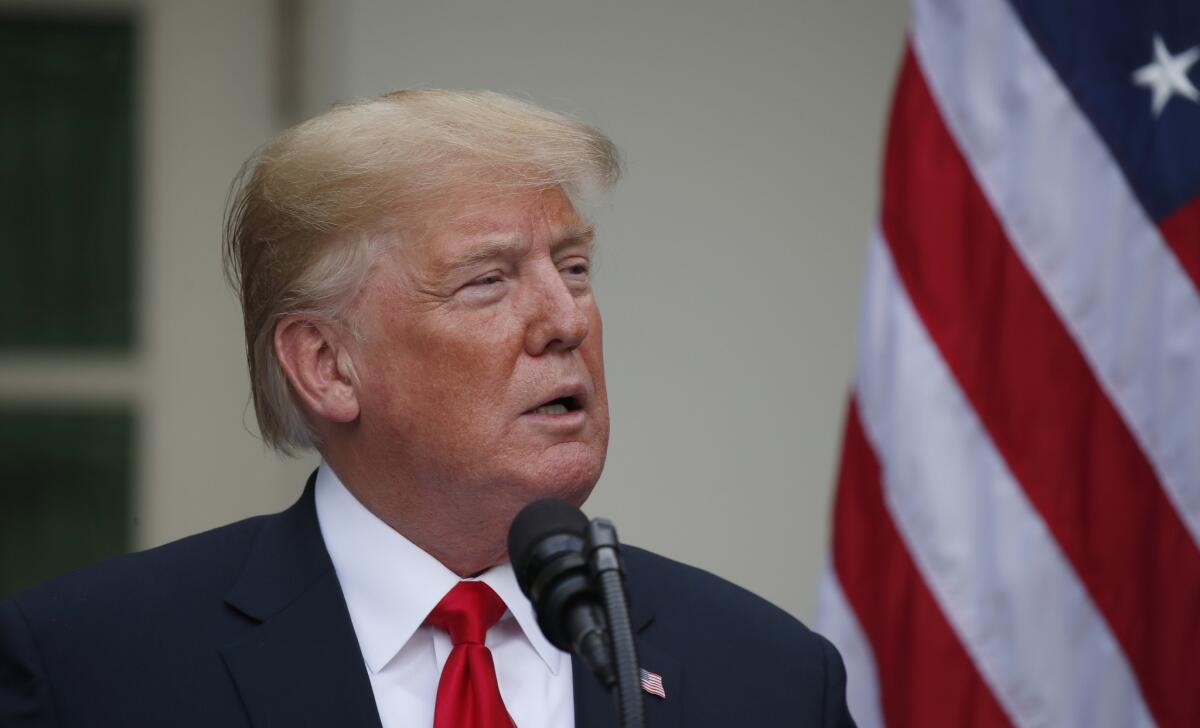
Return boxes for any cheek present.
[585,309,606,388]
[582,312,609,433]
[367,312,521,423]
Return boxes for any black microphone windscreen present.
[507,499,589,591]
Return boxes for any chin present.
[509,444,605,508]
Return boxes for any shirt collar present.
[313,462,564,675]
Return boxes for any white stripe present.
[856,231,1155,728]
[815,563,885,728]
[911,0,1200,547]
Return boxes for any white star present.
[1132,35,1200,117]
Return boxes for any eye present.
[560,258,591,279]
[457,271,509,305]
[467,273,504,287]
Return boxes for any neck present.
[321,454,515,578]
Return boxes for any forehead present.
[414,186,589,263]
[441,186,583,238]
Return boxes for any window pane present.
[0,409,133,599]
[0,16,136,351]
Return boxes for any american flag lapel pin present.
[639,668,666,699]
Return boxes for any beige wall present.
[303,0,908,620]
[134,0,318,545]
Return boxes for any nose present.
[524,264,589,356]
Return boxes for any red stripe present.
[833,400,1013,728]
[1159,194,1200,296]
[882,46,1200,727]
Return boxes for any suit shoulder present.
[622,546,852,724]
[622,545,818,646]
[9,514,270,626]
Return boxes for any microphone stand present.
[585,520,646,728]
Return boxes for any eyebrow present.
[551,225,595,255]
[441,235,526,274]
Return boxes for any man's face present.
[349,186,608,508]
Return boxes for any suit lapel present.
[219,476,678,728]
[572,587,682,728]
[571,654,615,728]
[220,475,383,728]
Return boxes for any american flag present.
[639,668,665,700]
[816,1,1200,727]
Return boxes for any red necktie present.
[426,581,517,728]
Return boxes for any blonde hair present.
[223,89,620,453]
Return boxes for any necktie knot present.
[426,581,515,728]
[427,581,508,646]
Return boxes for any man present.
[0,90,855,727]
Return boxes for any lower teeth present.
[534,403,569,415]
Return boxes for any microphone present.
[508,499,616,690]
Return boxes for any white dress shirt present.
[314,463,575,728]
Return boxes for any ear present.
[274,316,361,425]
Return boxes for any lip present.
[521,382,589,416]
[519,409,588,434]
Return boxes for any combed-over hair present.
[222,89,621,454]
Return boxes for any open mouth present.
[527,395,584,415]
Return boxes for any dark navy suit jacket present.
[0,477,855,727]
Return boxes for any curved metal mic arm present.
[585,519,646,728]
